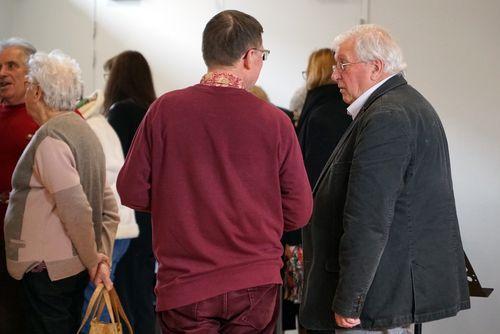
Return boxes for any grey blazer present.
[300,74,470,330]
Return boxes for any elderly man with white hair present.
[300,25,470,333]
[3,50,119,334]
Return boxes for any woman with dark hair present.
[104,51,156,154]
[104,50,157,334]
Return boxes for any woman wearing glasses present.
[297,48,351,187]
[295,49,351,333]
[4,50,118,334]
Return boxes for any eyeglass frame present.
[248,48,271,61]
[24,75,39,87]
[332,61,365,73]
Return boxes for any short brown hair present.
[305,48,336,90]
[202,10,263,67]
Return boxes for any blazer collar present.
[356,73,407,118]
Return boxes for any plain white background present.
[1,1,499,333]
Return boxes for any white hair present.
[332,24,407,75]
[28,50,83,111]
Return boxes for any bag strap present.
[109,287,134,334]
[76,283,105,334]
[102,289,119,334]
[96,288,118,326]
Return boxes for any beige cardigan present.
[4,112,119,281]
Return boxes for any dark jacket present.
[107,99,151,226]
[300,74,470,330]
[284,84,350,247]
[297,83,351,188]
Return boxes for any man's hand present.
[334,313,361,328]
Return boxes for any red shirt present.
[117,76,313,311]
[0,103,38,237]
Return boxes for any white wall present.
[0,0,14,39]
[3,0,499,333]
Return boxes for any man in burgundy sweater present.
[117,10,313,333]
[0,38,38,334]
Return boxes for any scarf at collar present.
[200,72,244,89]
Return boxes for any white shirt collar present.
[347,73,397,120]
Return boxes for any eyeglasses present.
[332,61,365,73]
[301,70,307,79]
[24,78,38,88]
[250,48,270,61]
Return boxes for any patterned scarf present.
[200,72,244,89]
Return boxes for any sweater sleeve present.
[34,136,99,269]
[279,120,313,232]
[116,107,153,212]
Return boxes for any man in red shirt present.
[0,37,38,334]
[117,10,313,333]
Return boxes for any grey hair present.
[0,37,37,64]
[28,50,83,111]
[332,24,407,74]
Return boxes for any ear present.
[242,50,252,70]
[33,85,43,102]
[370,59,385,80]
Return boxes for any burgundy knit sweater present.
[0,103,38,238]
[117,82,312,311]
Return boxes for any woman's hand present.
[88,253,113,290]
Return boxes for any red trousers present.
[159,284,280,333]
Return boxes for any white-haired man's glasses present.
[332,61,365,72]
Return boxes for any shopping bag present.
[77,283,133,334]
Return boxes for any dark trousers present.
[22,269,88,334]
[114,219,156,334]
[0,240,26,334]
[159,284,280,333]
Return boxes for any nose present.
[332,70,341,82]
